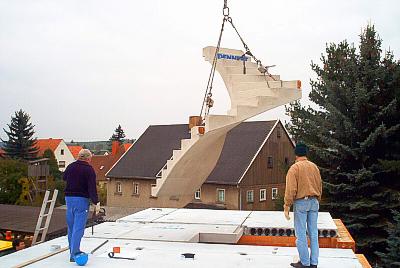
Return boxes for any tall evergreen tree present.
[2,110,39,160]
[109,124,126,142]
[286,25,400,263]
[377,210,400,267]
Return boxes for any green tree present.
[41,149,65,204]
[286,25,400,263]
[42,149,62,180]
[377,210,400,267]
[0,159,28,204]
[2,110,39,160]
[109,124,126,142]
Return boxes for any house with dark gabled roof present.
[91,141,132,188]
[106,120,295,210]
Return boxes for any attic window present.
[100,166,104,170]
[61,149,64,155]
[267,156,273,168]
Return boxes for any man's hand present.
[284,205,290,221]
[94,202,100,215]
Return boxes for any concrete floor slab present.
[116,208,178,223]
[153,208,252,225]
[83,222,142,239]
[2,237,363,268]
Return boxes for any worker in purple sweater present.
[63,149,99,262]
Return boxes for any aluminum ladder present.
[32,189,58,245]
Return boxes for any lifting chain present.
[199,5,226,120]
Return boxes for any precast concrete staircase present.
[151,47,301,206]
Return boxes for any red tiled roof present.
[68,145,83,159]
[35,139,62,157]
[123,143,132,151]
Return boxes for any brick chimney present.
[189,116,203,129]
[111,141,120,155]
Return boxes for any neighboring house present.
[91,141,132,188]
[106,120,295,210]
[35,139,75,172]
[67,145,83,159]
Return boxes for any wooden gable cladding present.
[239,121,295,187]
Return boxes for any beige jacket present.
[284,157,322,208]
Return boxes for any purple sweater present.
[63,160,99,204]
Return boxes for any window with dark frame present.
[247,190,254,203]
[58,161,66,168]
[60,149,64,155]
[272,188,278,200]
[267,156,273,168]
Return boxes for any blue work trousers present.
[294,198,319,266]
[65,196,89,258]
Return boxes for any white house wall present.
[55,140,75,172]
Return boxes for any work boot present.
[290,261,310,268]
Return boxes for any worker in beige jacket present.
[284,142,322,268]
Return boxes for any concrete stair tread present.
[222,66,261,75]
[234,80,300,90]
[228,74,280,82]
[219,61,258,68]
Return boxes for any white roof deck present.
[2,236,363,268]
[1,208,362,268]
[84,221,242,243]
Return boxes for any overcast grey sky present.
[0,0,399,141]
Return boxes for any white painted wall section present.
[55,140,75,171]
